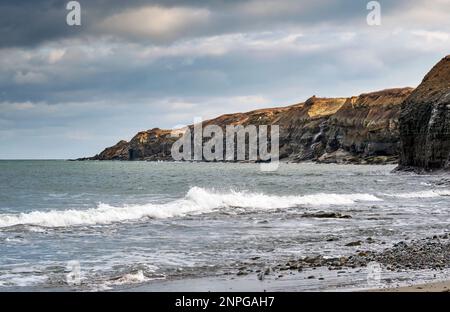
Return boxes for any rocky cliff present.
[85,87,413,163]
[275,88,413,163]
[398,56,450,171]
[89,128,178,161]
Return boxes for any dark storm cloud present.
[0,0,416,47]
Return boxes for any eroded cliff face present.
[321,88,414,163]
[398,56,450,171]
[86,88,413,163]
[271,88,414,163]
[87,89,412,162]
[274,96,348,161]
[92,129,178,161]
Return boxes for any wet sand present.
[123,274,450,292]
[124,234,450,292]
[123,266,450,292]
[372,280,450,292]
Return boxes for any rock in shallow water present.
[301,212,352,219]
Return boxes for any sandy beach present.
[373,280,450,292]
[123,272,450,292]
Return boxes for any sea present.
[0,160,449,291]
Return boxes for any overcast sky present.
[1,0,450,159]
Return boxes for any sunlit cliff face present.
[91,87,414,163]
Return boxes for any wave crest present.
[0,187,382,228]
[385,189,450,198]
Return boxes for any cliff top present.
[421,55,450,90]
[128,87,413,140]
[409,55,450,102]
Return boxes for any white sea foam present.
[385,189,450,199]
[0,187,382,228]
[0,274,48,287]
[96,270,165,290]
[108,270,148,285]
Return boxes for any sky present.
[1,0,450,159]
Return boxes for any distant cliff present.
[398,55,450,172]
[84,87,413,163]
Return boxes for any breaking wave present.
[0,187,382,228]
[385,189,450,198]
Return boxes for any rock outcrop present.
[85,88,413,163]
[398,56,450,172]
[91,129,178,161]
[274,88,413,163]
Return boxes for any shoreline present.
[123,233,450,292]
[122,269,450,292]
[371,280,450,292]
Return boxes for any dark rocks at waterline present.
[262,235,450,277]
[434,178,450,186]
[345,240,362,247]
[301,212,352,219]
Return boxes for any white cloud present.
[383,0,450,29]
[47,49,66,64]
[236,0,324,18]
[12,102,35,110]
[98,6,210,41]
[232,95,271,107]
[0,100,114,117]
[168,101,198,110]
[0,101,59,118]
[164,95,274,122]
[0,101,35,111]
[136,30,337,62]
[65,130,95,141]
[411,30,450,42]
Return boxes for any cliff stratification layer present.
[85,88,413,163]
[398,56,450,171]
